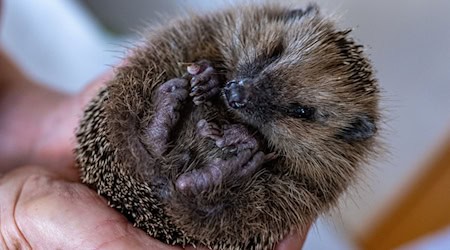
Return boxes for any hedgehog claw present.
[187,60,222,105]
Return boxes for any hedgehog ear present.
[337,115,377,142]
[281,4,320,21]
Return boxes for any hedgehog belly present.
[75,88,285,250]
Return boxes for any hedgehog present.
[76,3,380,250]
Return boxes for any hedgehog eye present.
[292,106,315,119]
[287,105,316,120]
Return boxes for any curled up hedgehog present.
[76,3,380,250]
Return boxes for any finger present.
[75,66,116,109]
[1,166,183,250]
[275,227,310,250]
[30,65,118,181]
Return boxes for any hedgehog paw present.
[196,121,258,152]
[175,149,272,195]
[187,60,221,105]
[215,123,258,152]
[196,119,223,141]
[145,78,189,156]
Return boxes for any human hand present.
[0,165,308,249]
[0,165,197,249]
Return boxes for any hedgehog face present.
[220,5,379,164]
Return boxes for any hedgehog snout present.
[224,78,253,109]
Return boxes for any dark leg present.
[145,78,189,156]
[187,60,222,105]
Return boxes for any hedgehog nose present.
[224,79,250,109]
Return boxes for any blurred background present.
[1,0,449,249]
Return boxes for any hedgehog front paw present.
[215,123,259,152]
[196,120,258,153]
[196,119,223,141]
[145,78,189,156]
[187,60,222,105]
